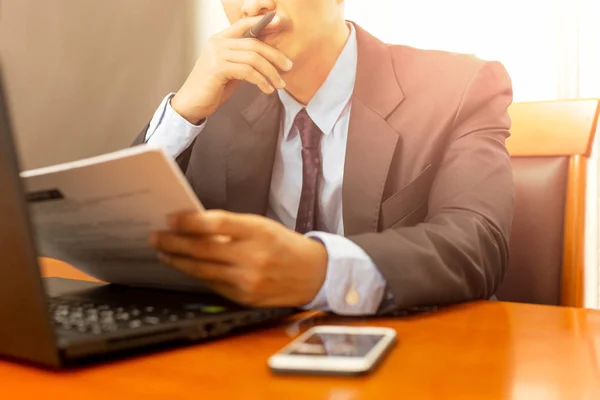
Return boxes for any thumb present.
[216,15,271,39]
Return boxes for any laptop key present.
[129,320,143,329]
[48,298,234,335]
[143,316,160,325]
[116,312,130,321]
[101,323,118,332]
[86,313,99,323]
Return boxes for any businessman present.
[135,0,515,315]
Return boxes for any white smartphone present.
[268,325,397,376]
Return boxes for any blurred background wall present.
[0,0,189,169]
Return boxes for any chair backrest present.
[496,99,600,307]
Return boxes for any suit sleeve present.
[349,61,515,312]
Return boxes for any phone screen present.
[286,333,385,358]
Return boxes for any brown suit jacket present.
[133,24,515,313]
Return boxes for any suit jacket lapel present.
[343,24,406,236]
[225,88,281,216]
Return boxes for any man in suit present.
[136,0,515,315]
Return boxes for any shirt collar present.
[278,23,358,139]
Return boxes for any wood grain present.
[507,99,599,157]
[561,156,587,307]
[1,260,599,399]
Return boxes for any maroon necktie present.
[294,109,323,234]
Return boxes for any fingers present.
[150,233,239,264]
[217,38,293,95]
[170,13,291,125]
[169,211,264,239]
[158,253,265,307]
[158,253,249,304]
[223,49,286,91]
[216,15,269,39]
[158,253,237,285]
[206,17,293,97]
[222,62,276,95]
[227,39,293,73]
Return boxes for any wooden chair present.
[496,99,600,307]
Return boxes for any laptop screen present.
[0,63,64,367]
[0,63,40,263]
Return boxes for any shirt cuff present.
[144,93,206,159]
[302,232,388,316]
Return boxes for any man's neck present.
[282,23,351,106]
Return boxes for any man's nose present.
[240,0,276,17]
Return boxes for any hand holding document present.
[21,145,211,292]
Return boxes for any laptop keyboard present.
[48,298,227,335]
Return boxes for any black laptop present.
[0,66,296,368]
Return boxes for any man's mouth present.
[256,15,286,38]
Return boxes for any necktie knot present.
[294,109,322,150]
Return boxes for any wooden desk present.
[1,259,600,399]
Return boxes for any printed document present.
[20,145,210,292]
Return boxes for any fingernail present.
[279,79,286,88]
[285,59,293,70]
[267,85,275,94]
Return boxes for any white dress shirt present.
[145,25,387,315]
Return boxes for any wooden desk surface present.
[1,259,600,399]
